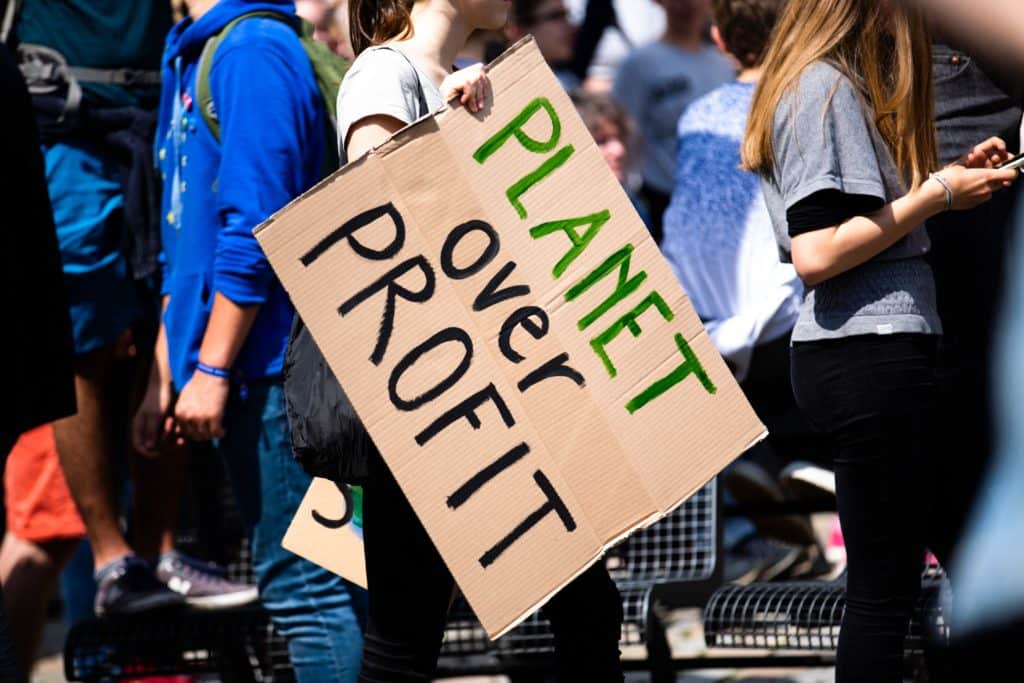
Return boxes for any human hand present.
[131,370,176,457]
[173,369,230,442]
[931,164,1019,212]
[959,136,1013,169]
[441,63,489,113]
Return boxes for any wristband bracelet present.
[196,362,232,379]
[929,172,954,212]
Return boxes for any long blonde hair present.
[742,0,937,189]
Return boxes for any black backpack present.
[283,315,375,483]
[282,46,428,484]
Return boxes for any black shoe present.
[783,542,834,580]
[780,461,836,501]
[736,536,802,582]
[94,555,186,617]
[724,550,762,585]
[156,550,259,609]
[724,461,817,546]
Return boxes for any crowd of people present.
[2,0,1024,682]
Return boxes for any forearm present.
[792,180,946,285]
[197,292,261,370]
[153,296,172,385]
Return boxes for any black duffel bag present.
[282,314,374,484]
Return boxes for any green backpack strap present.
[196,11,282,142]
[195,11,348,174]
[295,18,348,173]
[297,18,348,122]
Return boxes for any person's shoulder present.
[349,46,415,75]
[791,61,860,103]
[678,85,728,129]
[218,14,303,55]
[208,17,319,111]
[679,82,749,131]
[342,46,417,89]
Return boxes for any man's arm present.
[196,293,260,370]
[175,26,315,441]
[173,293,260,441]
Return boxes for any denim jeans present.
[220,380,367,683]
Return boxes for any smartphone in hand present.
[996,155,1024,172]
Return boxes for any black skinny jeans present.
[358,449,625,683]
[791,334,949,683]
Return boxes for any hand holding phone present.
[996,155,1024,172]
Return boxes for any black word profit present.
[302,202,584,569]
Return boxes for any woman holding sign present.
[742,1,1018,681]
[337,2,625,681]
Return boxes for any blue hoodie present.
[156,0,323,391]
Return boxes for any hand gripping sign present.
[257,38,765,638]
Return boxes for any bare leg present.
[52,347,132,569]
[0,532,78,670]
[131,443,188,561]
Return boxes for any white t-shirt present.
[336,45,445,163]
[662,82,801,381]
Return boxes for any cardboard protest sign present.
[283,479,366,589]
[256,37,765,638]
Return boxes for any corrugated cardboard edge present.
[255,34,771,639]
[254,35,598,639]
[281,479,369,589]
[253,36,539,241]
[489,428,767,638]
[489,549,603,638]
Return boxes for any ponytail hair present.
[349,0,415,55]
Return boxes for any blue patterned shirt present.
[661,81,802,380]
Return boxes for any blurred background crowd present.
[3,0,1024,681]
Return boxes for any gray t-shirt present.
[336,45,445,163]
[761,61,942,342]
[612,41,735,194]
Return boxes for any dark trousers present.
[359,450,624,683]
[639,183,670,246]
[741,333,827,473]
[930,618,1024,683]
[791,334,950,683]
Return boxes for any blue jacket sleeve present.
[209,28,321,305]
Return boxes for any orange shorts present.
[5,425,85,543]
